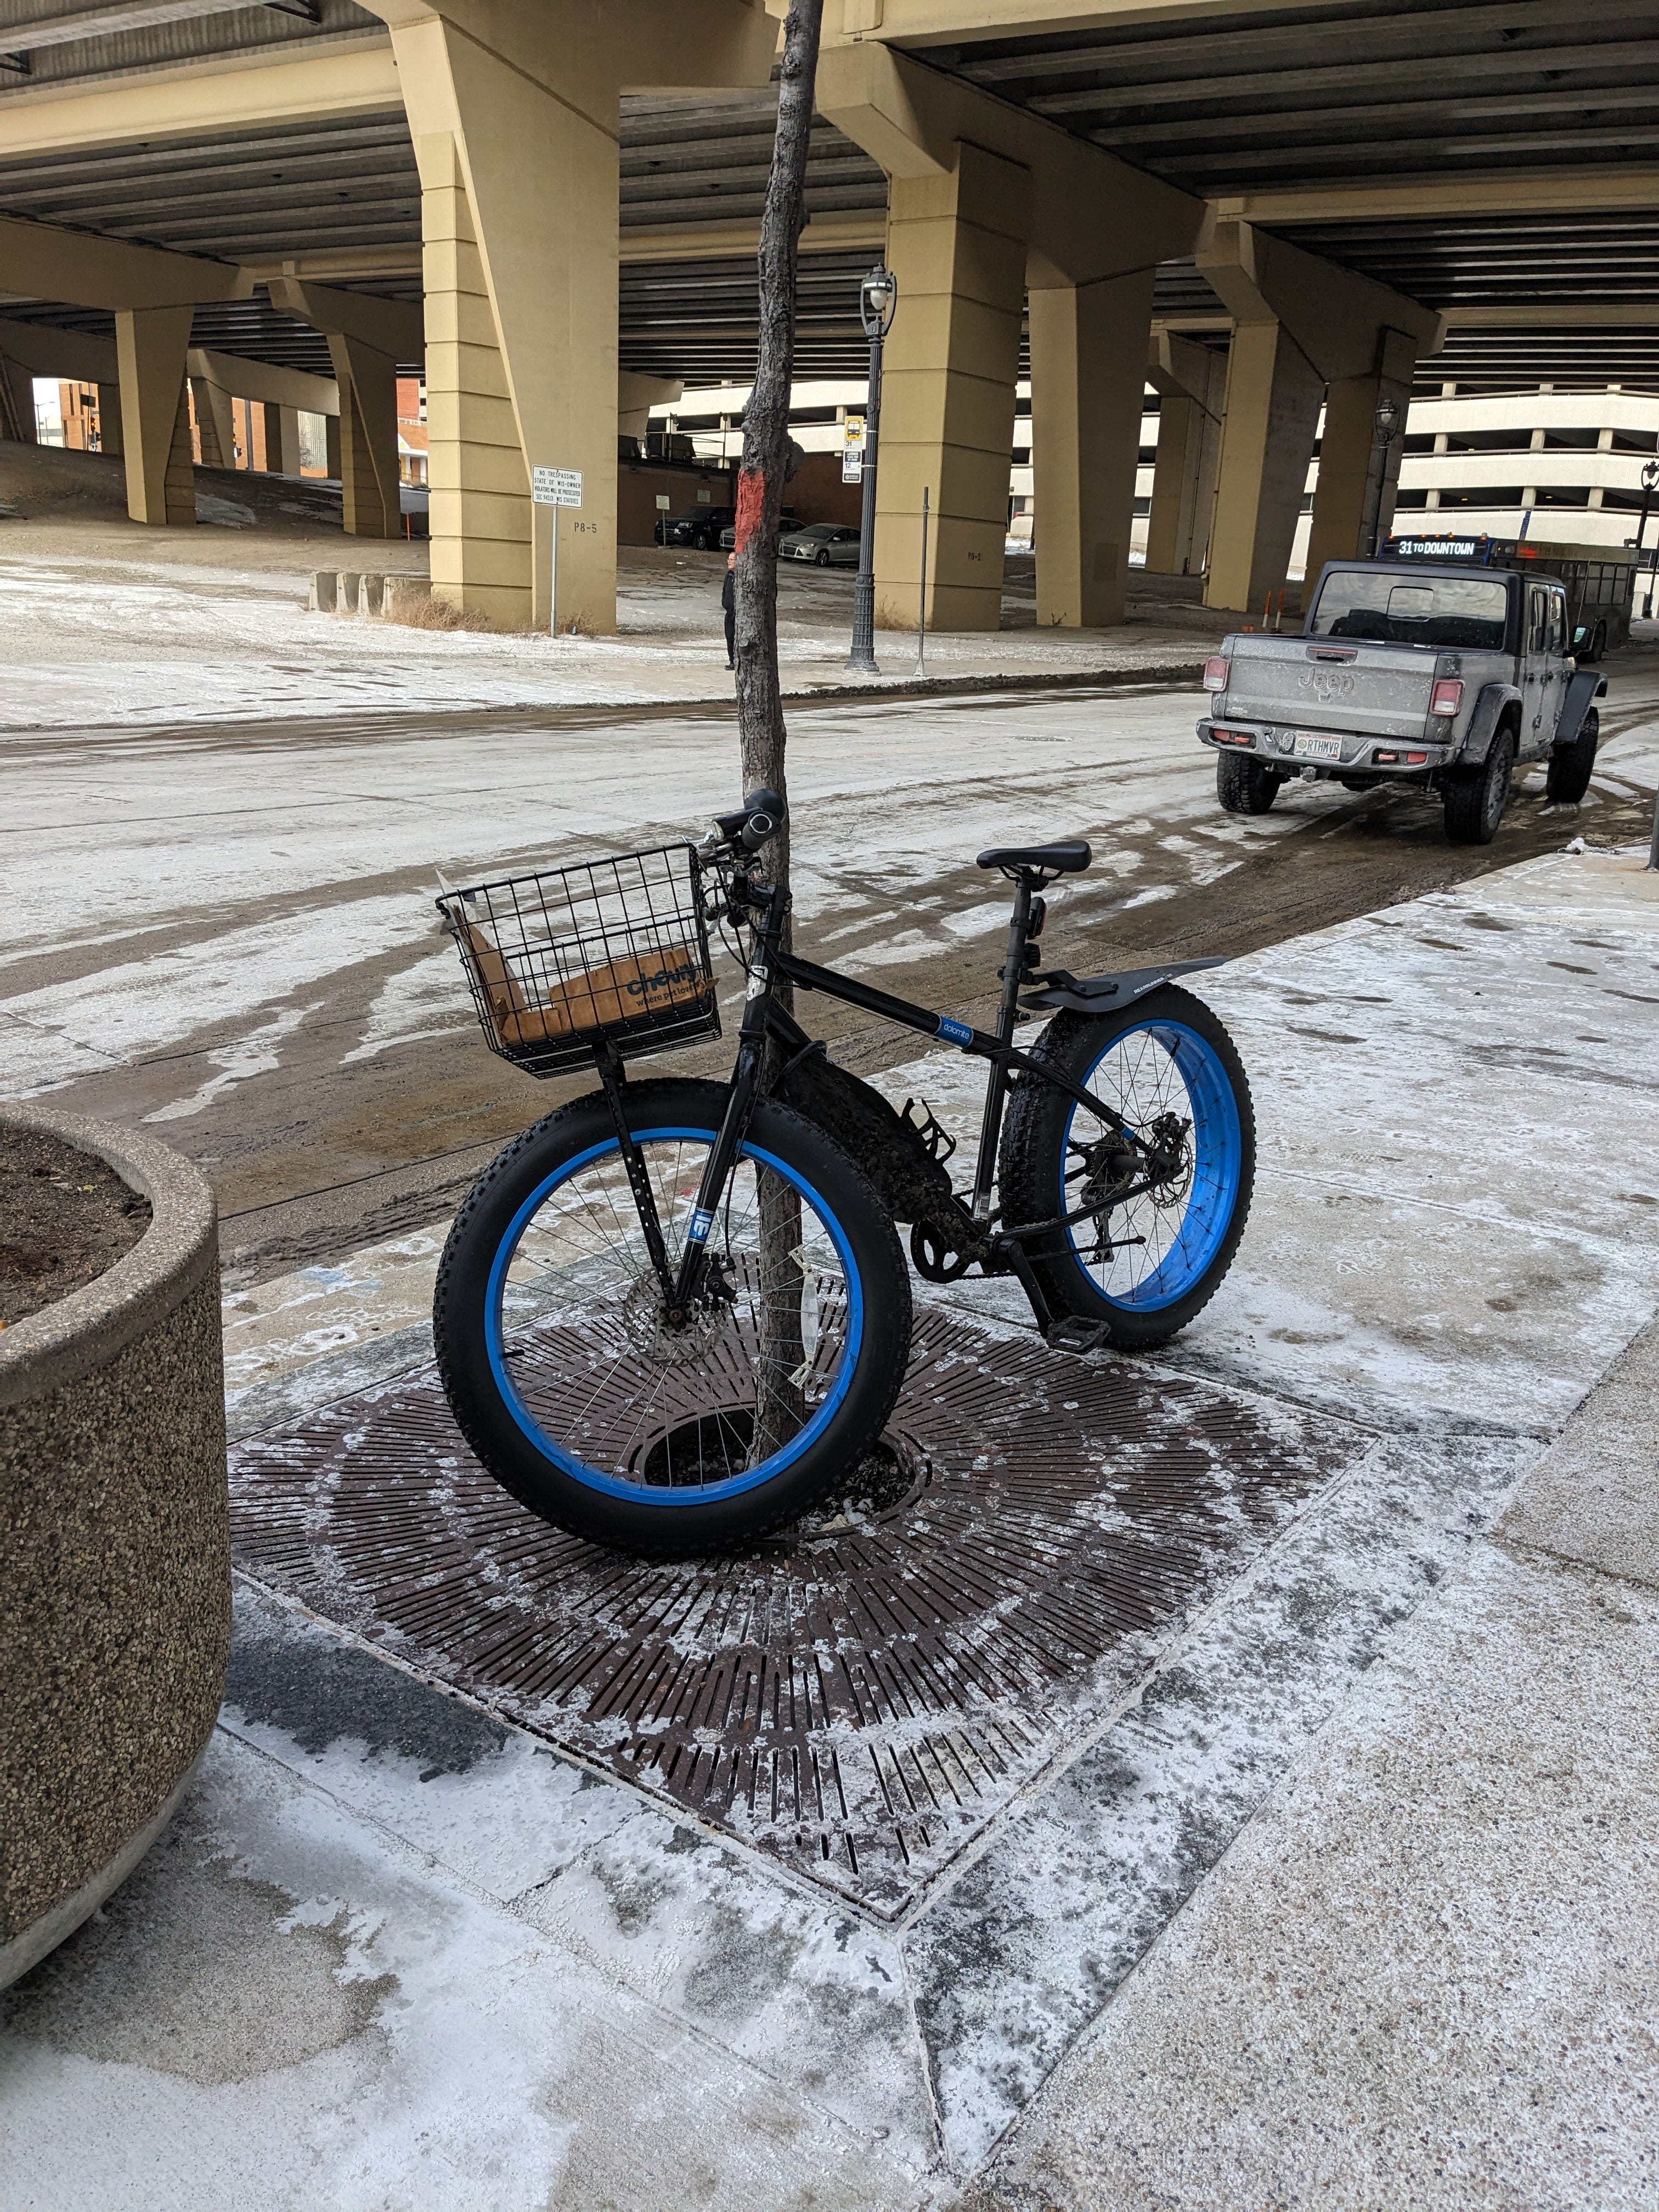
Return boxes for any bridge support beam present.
[1304,326,1420,583]
[1145,331,1226,580]
[116,307,196,526]
[1029,269,1155,628]
[1198,218,1441,614]
[819,40,1201,634]
[879,144,1030,633]
[365,0,775,630]
[262,402,302,477]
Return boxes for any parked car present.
[655,505,735,551]
[1198,556,1607,845]
[717,509,805,553]
[782,522,862,568]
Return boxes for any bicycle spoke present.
[491,1132,854,1493]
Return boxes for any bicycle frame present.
[593,862,1150,1330]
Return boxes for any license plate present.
[1293,731,1343,761]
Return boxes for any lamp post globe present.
[860,264,898,340]
[848,263,897,673]
[1638,458,1659,554]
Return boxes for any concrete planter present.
[1,1108,228,1990]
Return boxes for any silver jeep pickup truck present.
[1198,558,1608,845]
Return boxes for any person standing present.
[721,551,736,669]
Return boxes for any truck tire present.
[1216,752,1282,815]
[1444,727,1514,846]
[1545,706,1599,804]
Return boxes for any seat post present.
[970,870,1036,1219]
[996,872,1035,1042]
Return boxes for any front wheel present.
[1545,707,1599,804]
[998,988,1255,1351]
[434,1079,911,1555]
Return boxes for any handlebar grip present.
[738,787,785,851]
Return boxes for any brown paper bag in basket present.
[462,921,704,1049]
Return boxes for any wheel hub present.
[618,1270,731,1370]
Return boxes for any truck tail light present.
[1211,726,1253,746]
[1203,654,1231,692]
[1430,678,1464,717]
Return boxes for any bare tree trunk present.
[736,0,823,1463]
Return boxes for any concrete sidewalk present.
[968,1319,1659,2212]
[2,847,1657,2210]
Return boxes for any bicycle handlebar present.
[698,787,786,857]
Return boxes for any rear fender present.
[1020,957,1225,1017]
[1457,684,1523,766]
[1551,668,1608,751]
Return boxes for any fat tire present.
[998,987,1255,1351]
[1216,752,1282,815]
[1444,727,1514,846]
[433,1077,911,1556]
[1545,706,1599,804]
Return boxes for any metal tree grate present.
[230,1310,1359,1913]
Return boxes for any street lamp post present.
[847,261,897,674]
[1635,456,1659,556]
[1365,396,1402,557]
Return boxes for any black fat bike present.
[433,790,1255,1555]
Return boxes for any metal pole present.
[847,326,883,673]
[549,501,558,637]
[1649,783,1659,872]
[915,486,929,676]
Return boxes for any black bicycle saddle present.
[975,840,1092,875]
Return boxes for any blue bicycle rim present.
[1059,1022,1242,1312]
[484,1125,865,1505]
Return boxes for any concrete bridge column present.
[96,381,122,457]
[1206,319,1324,618]
[818,41,1203,636]
[407,121,536,622]
[394,15,626,628]
[1145,332,1226,579]
[189,368,236,469]
[1029,267,1155,628]
[358,0,772,629]
[877,143,1030,633]
[326,334,400,537]
[0,352,35,443]
[1304,326,1419,582]
[115,306,195,525]
[262,400,301,476]
[1197,217,1440,615]
[268,276,405,539]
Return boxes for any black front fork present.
[609,877,784,1321]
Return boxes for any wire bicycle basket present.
[437,843,720,1077]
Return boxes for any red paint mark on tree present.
[735,467,768,555]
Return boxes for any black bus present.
[1383,532,1641,660]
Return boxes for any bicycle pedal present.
[1045,1316,1112,1356]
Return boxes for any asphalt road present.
[5,651,1656,1285]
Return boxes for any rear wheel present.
[1444,727,1514,845]
[1216,752,1283,815]
[1545,706,1599,804]
[434,1079,911,1555]
[999,989,1255,1351]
